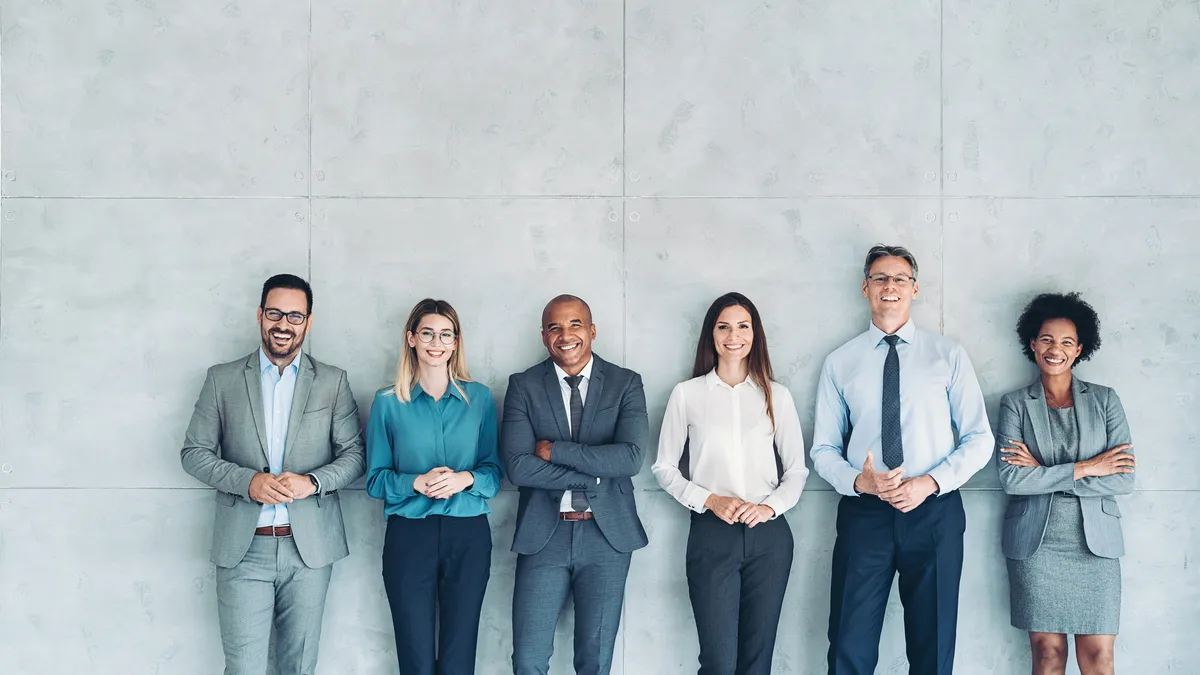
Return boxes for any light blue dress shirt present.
[810,320,995,496]
[365,380,502,519]
[258,347,300,527]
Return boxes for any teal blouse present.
[365,380,502,518]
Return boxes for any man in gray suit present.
[502,294,649,675]
[181,274,365,675]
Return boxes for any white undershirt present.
[554,358,595,513]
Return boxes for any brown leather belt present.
[254,525,292,537]
[560,512,593,521]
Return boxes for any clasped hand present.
[854,451,937,513]
[704,494,775,527]
[250,471,315,505]
[414,466,475,499]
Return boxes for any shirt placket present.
[271,369,287,524]
[730,385,746,500]
[433,395,447,469]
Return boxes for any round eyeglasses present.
[416,329,457,346]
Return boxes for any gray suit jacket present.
[181,352,366,568]
[997,377,1133,560]
[501,355,650,555]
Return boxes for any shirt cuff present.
[760,496,786,519]
[927,465,957,495]
[683,484,713,513]
[307,473,322,494]
[832,463,863,497]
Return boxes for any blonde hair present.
[389,299,472,403]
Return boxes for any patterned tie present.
[881,335,905,470]
[565,375,589,512]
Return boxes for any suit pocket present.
[216,491,238,507]
[1004,498,1028,518]
[618,477,633,494]
[303,404,331,414]
[1101,498,1121,518]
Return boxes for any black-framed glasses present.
[866,274,916,287]
[416,329,457,346]
[263,308,309,325]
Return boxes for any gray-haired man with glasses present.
[181,273,365,675]
[811,245,994,674]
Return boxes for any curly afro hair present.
[1016,292,1101,366]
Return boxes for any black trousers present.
[382,514,492,675]
[827,490,966,675]
[686,510,794,675]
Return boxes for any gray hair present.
[863,244,919,279]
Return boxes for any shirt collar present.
[553,356,594,384]
[704,368,759,391]
[259,347,302,376]
[412,379,466,401]
[868,318,917,347]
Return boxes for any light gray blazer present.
[997,377,1134,560]
[181,352,366,568]
[501,355,650,556]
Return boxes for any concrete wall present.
[1,1,1198,673]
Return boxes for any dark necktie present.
[881,335,905,470]
[565,375,589,512]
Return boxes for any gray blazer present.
[997,377,1134,560]
[501,355,650,555]
[181,352,366,568]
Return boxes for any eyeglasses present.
[866,274,916,287]
[416,329,457,346]
[263,308,309,325]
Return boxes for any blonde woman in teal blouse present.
[366,298,502,675]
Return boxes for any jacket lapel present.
[1073,377,1098,459]
[580,356,606,442]
[243,353,271,466]
[541,360,571,441]
[1023,380,1053,464]
[284,354,315,458]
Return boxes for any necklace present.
[1046,392,1073,409]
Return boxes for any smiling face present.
[712,304,753,366]
[257,288,311,361]
[862,255,919,322]
[406,313,458,370]
[541,299,595,374]
[1031,317,1082,376]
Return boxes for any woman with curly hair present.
[997,292,1135,675]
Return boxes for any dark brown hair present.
[692,292,777,430]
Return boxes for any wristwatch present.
[307,474,320,492]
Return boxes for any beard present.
[261,325,306,360]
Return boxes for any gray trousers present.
[511,519,632,675]
[215,535,333,675]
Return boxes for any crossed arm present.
[997,390,1135,497]
[501,374,648,488]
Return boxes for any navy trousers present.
[686,511,794,675]
[382,514,492,675]
[827,490,966,675]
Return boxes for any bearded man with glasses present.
[180,273,366,675]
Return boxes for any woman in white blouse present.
[652,292,809,675]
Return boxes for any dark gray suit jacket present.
[501,355,649,555]
[997,377,1133,560]
[181,352,366,568]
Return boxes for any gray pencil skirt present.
[1007,494,1121,635]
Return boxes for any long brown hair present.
[389,299,472,404]
[692,292,777,430]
